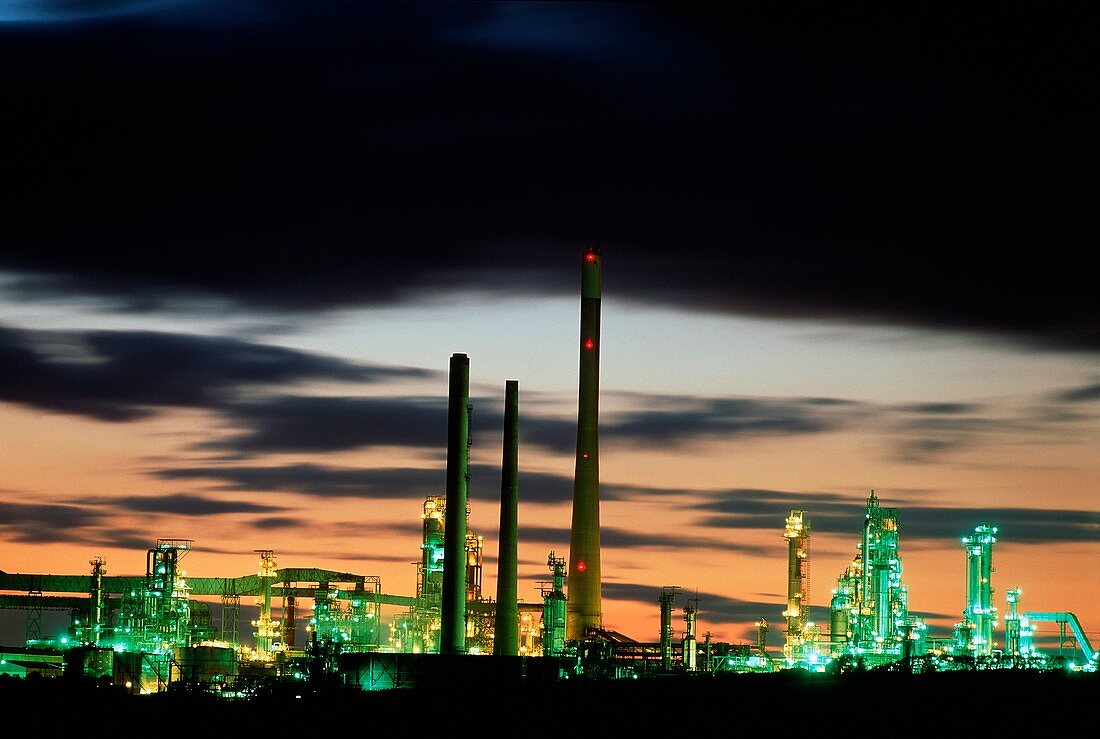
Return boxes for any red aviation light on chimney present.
[585,251,597,263]
[576,560,587,572]
[584,338,594,350]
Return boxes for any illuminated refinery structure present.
[955,522,998,656]
[825,491,925,667]
[781,509,819,666]
[1,246,1096,693]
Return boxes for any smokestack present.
[566,245,602,641]
[494,379,520,656]
[440,352,470,654]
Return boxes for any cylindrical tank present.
[173,645,238,684]
[830,591,850,644]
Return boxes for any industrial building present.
[2,491,1093,693]
[1,247,1095,696]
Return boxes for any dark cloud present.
[89,493,284,517]
[0,501,154,550]
[332,521,424,540]
[252,516,309,530]
[690,487,862,533]
[500,522,768,559]
[886,416,1006,463]
[193,392,573,456]
[90,528,159,552]
[0,325,431,422]
[1052,381,1100,404]
[901,508,1100,545]
[512,417,578,456]
[901,403,983,415]
[603,395,855,448]
[515,525,569,552]
[600,527,770,557]
[881,401,1098,463]
[201,395,450,453]
[689,488,1100,546]
[154,463,444,498]
[0,501,104,543]
[599,482,703,502]
[206,391,847,456]
[493,468,573,506]
[0,3,1094,349]
[149,459,573,506]
[196,383,1092,467]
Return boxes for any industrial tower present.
[782,510,811,664]
[566,246,603,641]
[541,552,568,657]
[956,522,998,656]
[440,352,470,655]
[829,491,923,662]
[494,379,520,656]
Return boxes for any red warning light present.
[585,252,596,263]
[577,560,587,572]
[584,338,594,350]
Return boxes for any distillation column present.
[659,586,680,671]
[963,522,998,655]
[566,246,603,642]
[782,510,809,663]
[89,556,108,647]
[756,619,769,658]
[253,549,279,656]
[541,552,567,657]
[494,380,520,656]
[440,352,470,655]
[1005,587,1022,657]
[864,493,898,643]
[683,596,699,671]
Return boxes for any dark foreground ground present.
[2,669,1095,730]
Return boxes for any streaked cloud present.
[1051,379,1100,404]
[154,463,443,498]
[0,325,432,422]
[0,500,149,549]
[85,493,285,517]
[199,396,450,454]
[1,322,1091,470]
[0,501,104,542]
[688,488,1100,545]
[251,516,307,530]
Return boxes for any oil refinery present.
[0,247,1095,698]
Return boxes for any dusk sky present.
[1,2,1097,652]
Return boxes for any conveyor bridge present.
[1024,611,1097,663]
[0,568,417,608]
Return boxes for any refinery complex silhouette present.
[0,247,1095,698]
